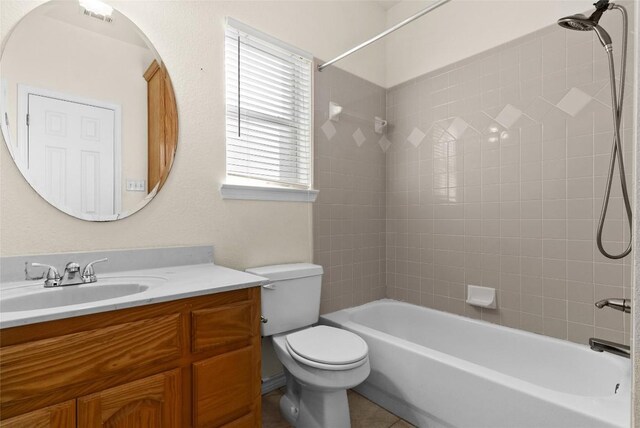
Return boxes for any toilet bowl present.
[246,264,370,428]
[272,326,370,427]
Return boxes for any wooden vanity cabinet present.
[0,287,261,428]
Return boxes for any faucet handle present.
[31,263,61,287]
[82,258,108,283]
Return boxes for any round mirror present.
[0,0,177,221]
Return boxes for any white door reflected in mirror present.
[27,90,117,218]
[0,0,178,221]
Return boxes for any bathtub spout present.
[594,298,631,313]
[589,338,630,358]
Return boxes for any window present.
[225,19,313,191]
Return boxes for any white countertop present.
[0,263,266,329]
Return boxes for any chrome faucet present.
[588,297,631,358]
[30,258,108,288]
[589,338,630,358]
[64,262,81,282]
[595,298,631,313]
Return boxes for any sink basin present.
[1,281,153,312]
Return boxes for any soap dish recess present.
[466,285,496,309]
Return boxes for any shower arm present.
[596,4,632,260]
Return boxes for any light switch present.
[126,180,146,192]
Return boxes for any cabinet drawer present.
[192,301,253,353]
[0,314,182,404]
[192,346,258,427]
[0,400,75,428]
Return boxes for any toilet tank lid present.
[246,263,323,281]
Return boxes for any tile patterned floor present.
[262,388,416,428]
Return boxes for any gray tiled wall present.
[314,66,387,314]
[384,3,635,345]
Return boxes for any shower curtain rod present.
[317,0,451,72]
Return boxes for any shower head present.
[557,0,613,48]
[558,14,612,47]
[558,14,597,31]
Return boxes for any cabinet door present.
[77,369,180,427]
[0,400,75,428]
[144,59,177,192]
[193,346,260,427]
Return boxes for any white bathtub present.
[320,299,631,428]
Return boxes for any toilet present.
[246,263,370,428]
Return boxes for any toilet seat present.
[285,326,368,371]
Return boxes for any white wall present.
[0,0,387,270]
[384,0,589,87]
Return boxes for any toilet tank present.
[246,263,323,337]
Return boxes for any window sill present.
[220,183,318,202]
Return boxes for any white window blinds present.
[225,19,313,188]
